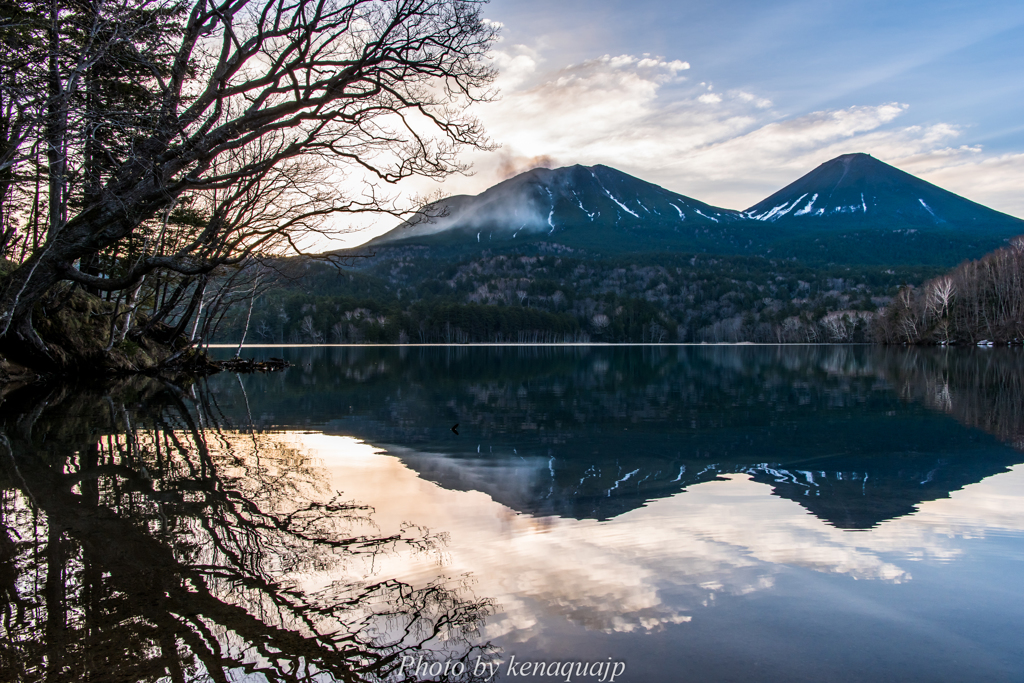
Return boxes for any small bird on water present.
[451,423,459,435]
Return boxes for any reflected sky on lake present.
[262,431,1024,646]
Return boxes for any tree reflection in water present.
[0,379,494,682]
[880,347,1024,450]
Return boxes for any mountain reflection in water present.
[2,345,1024,682]
[208,345,1024,529]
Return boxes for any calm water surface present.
[3,346,1024,682]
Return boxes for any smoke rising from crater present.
[499,153,557,180]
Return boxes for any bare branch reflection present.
[0,380,495,682]
[878,347,1024,451]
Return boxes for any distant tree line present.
[210,247,942,344]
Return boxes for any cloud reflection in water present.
[283,433,1024,642]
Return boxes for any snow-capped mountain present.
[745,152,1016,230]
[361,155,1023,264]
[366,164,742,250]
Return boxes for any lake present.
[2,345,1023,682]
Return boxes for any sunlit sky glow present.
[339,0,1024,246]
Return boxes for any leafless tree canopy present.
[0,0,497,361]
[874,236,1024,345]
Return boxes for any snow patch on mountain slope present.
[753,193,808,221]
[573,191,597,220]
[794,193,819,216]
[919,198,938,218]
[590,170,639,218]
[544,187,556,233]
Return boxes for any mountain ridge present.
[362,154,1023,265]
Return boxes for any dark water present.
[3,345,1024,682]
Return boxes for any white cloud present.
[488,43,541,91]
[904,151,1024,219]
[638,57,690,71]
[733,91,773,109]
[698,93,722,104]
[469,52,757,178]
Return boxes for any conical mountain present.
[366,164,743,252]
[745,153,1021,231]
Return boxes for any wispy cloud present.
[905,151,1024,215]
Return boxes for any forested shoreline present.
[876,238,1024,345]
[207,246,941,345]
[206,234,1024,347]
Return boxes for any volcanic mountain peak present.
[744,153,1017,229]
[366,163,740,248]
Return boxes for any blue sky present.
[346,0,1024,244]
[488,0,1024,145]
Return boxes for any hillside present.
[205,155,1024,346]
[876,237,1024,345]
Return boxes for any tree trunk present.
[234,275,260,357]
[0,248,67,365]
[46,0,67,243]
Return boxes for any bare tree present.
[233,263,264,356]
[927,276,956,343]
[0,0,497,367]
[299,314,324,343]
[874,235,1024,345]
